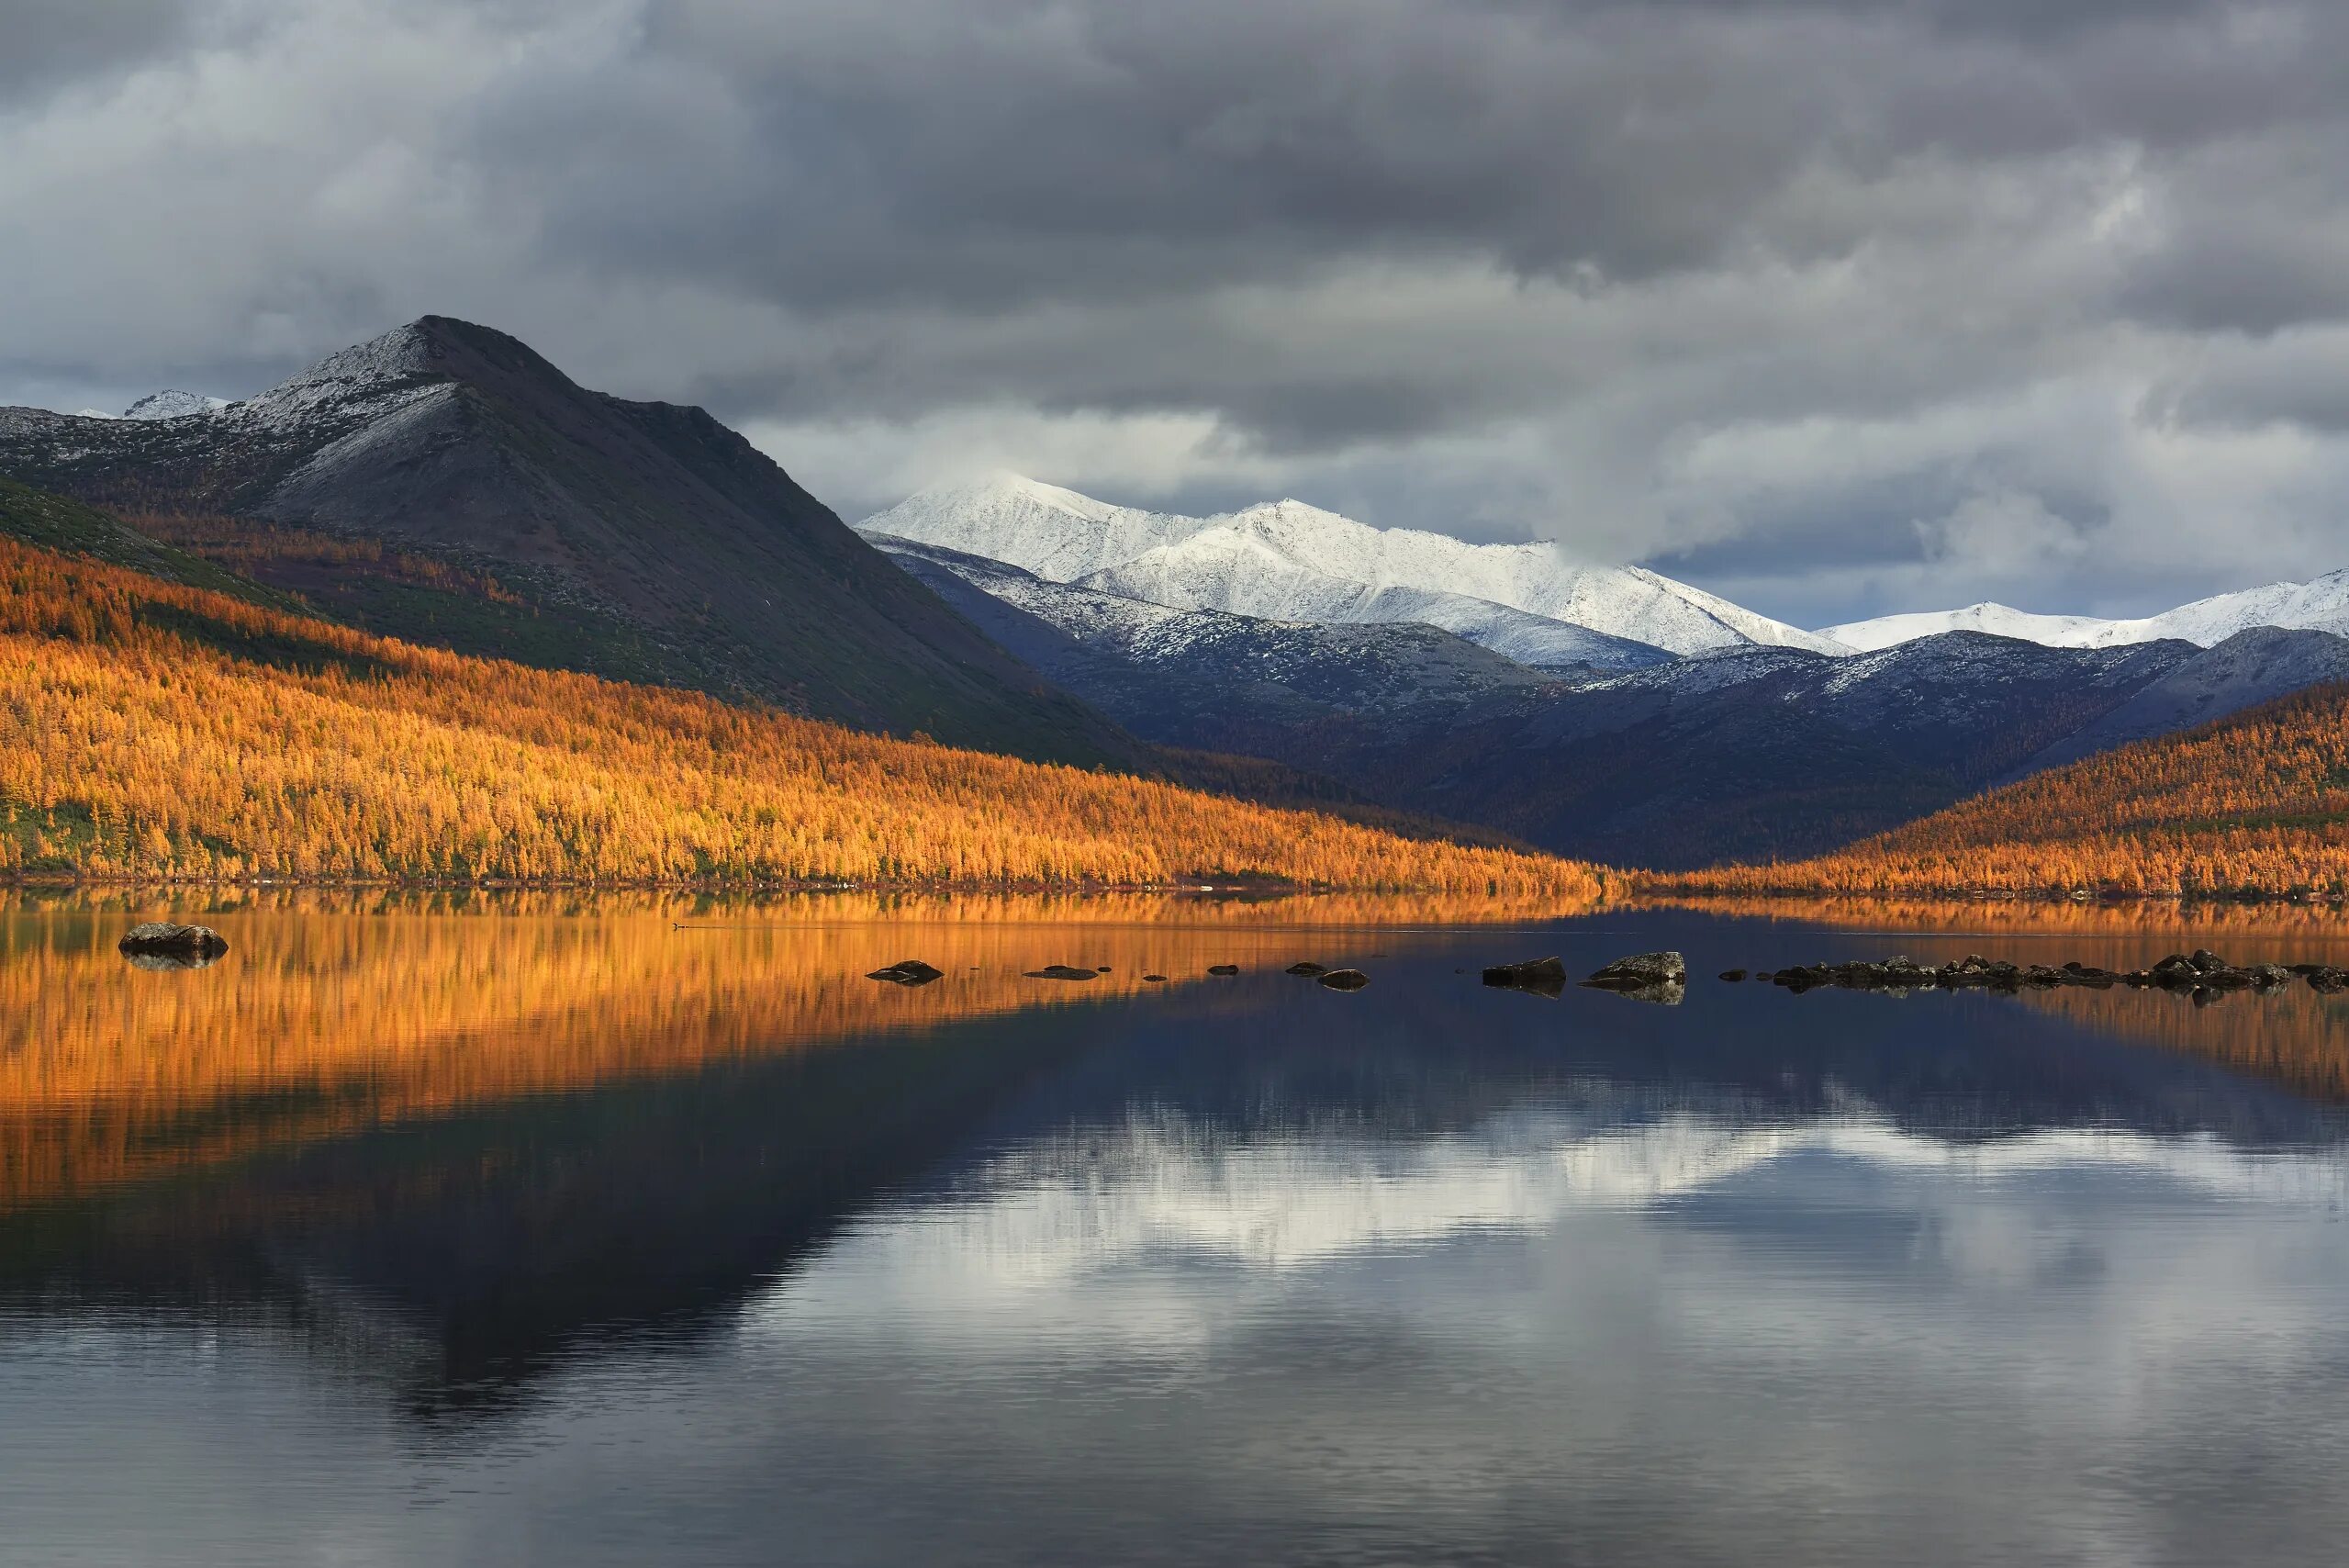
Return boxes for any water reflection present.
[1,888,1566,1211]
[7,896,2349,1564]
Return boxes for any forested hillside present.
[0,523,1603,895]
[1662,682,2349,898]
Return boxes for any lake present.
[7,890,2349,1566]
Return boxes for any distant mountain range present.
[864,474,1841,667]
[864,473,2349,867]
[1821,570,2349,652]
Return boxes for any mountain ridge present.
[862,473,1843,664]
[1823,569,2349,652]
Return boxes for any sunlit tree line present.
[0,537,1605,896]
[1661,683,2349,899]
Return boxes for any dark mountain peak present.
[399,314,588,396]
[235,315,588,429]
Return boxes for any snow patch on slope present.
[223,321,448,433]
[121,390,229,420]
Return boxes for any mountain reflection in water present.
[6,892,2349,1565]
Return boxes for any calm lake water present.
[8,890,2349,1566]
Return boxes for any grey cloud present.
[3,0,2349,623]
[2159,328,2349,434]
[0,0,198,100]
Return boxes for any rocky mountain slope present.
[70,390,232,421]
[870,532,1557,747]
[1314,633,2214,868]
[2010,626,2349,777]
[0,319,1132,765]
[863,474,1839,664]
[1824,568,2349,652]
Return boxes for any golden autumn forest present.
[0,525,1605,895]
[1666,680,2349,900]
[6,472,2343,900]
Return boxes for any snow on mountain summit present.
[1823,571,2349,652]
[860,475,1843,660]
[1819,603,2118,652]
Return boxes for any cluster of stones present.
[1483,951,1687,1004]
[1727,949,2344,995]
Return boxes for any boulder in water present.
[1317,969,1370,991]
[1024,965,1100,980]
[867,958,944,986]
[117,924,228,969]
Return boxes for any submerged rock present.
[867,958,944,986]
[1718,969,1747,982]
[1207,964,1240,976]
[1023,965,1101,980]
[1482,957,1567,997]
[1285,961,1329,977]
[1143,973,1169,983]
[117,923,229,968]
[1318,969,1370,991]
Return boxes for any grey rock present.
[1583,951,1688,990]
[117,923,229,962]
[1482,957,1568,998]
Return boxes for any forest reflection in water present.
[11,890,2349,1214]
[0,887,1592,1212]
[1649,894,2349,1103]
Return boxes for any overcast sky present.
[4,0,2345,626]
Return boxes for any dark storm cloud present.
[2,0,2347,621]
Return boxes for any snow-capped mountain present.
[1822,570,2349,652]
[868,532,1557,742]
[862,474,1845,663]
